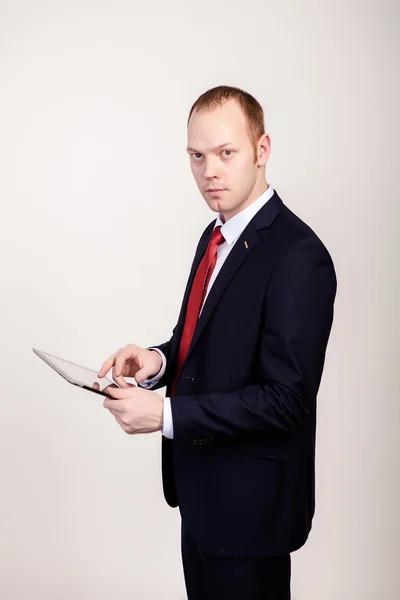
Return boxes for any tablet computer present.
[32,348,119,397]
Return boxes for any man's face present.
[187,100,262,221]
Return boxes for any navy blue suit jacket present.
[149,191,337,557]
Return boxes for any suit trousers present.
[181,522,291,600]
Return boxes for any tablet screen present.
[33,348,117,395]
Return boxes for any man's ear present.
[257,133,271,167]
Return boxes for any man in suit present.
[98,85,337,599]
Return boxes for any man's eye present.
[222,150,232,156]
[192,153,203,160]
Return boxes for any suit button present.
[199,439,204,445]
[192,440,198,445]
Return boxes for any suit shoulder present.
[276,202,334,265]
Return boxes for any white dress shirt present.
[142,185,275,438]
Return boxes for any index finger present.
[112,373,131,389]
[97,354,116,378]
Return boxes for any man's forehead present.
[187,102,248,148]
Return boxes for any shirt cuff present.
[140,348,167,388]
[162,397,174,439]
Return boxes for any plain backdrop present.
[0,1,398,598]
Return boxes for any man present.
[98,86,337,599]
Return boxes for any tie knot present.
[210,226,224,247]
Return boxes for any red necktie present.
[171,226,225,396]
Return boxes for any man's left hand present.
[103,384,164,435]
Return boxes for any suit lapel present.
[188,225,260,356]
[179,191,283,373]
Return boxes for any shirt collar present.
[214,185,275,245]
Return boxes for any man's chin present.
[204,197,228,213]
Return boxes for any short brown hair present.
[188,85,265,161]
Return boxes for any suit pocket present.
[227,437,290,462]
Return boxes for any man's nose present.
[204,157,219,179]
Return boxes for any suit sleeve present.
[170,237,337,440]
[136,334,175,391]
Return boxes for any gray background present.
[0,0,398,598]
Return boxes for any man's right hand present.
[97,345,163,388]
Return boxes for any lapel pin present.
[244,241,249,249]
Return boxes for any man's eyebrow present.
[186,142,235,153]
